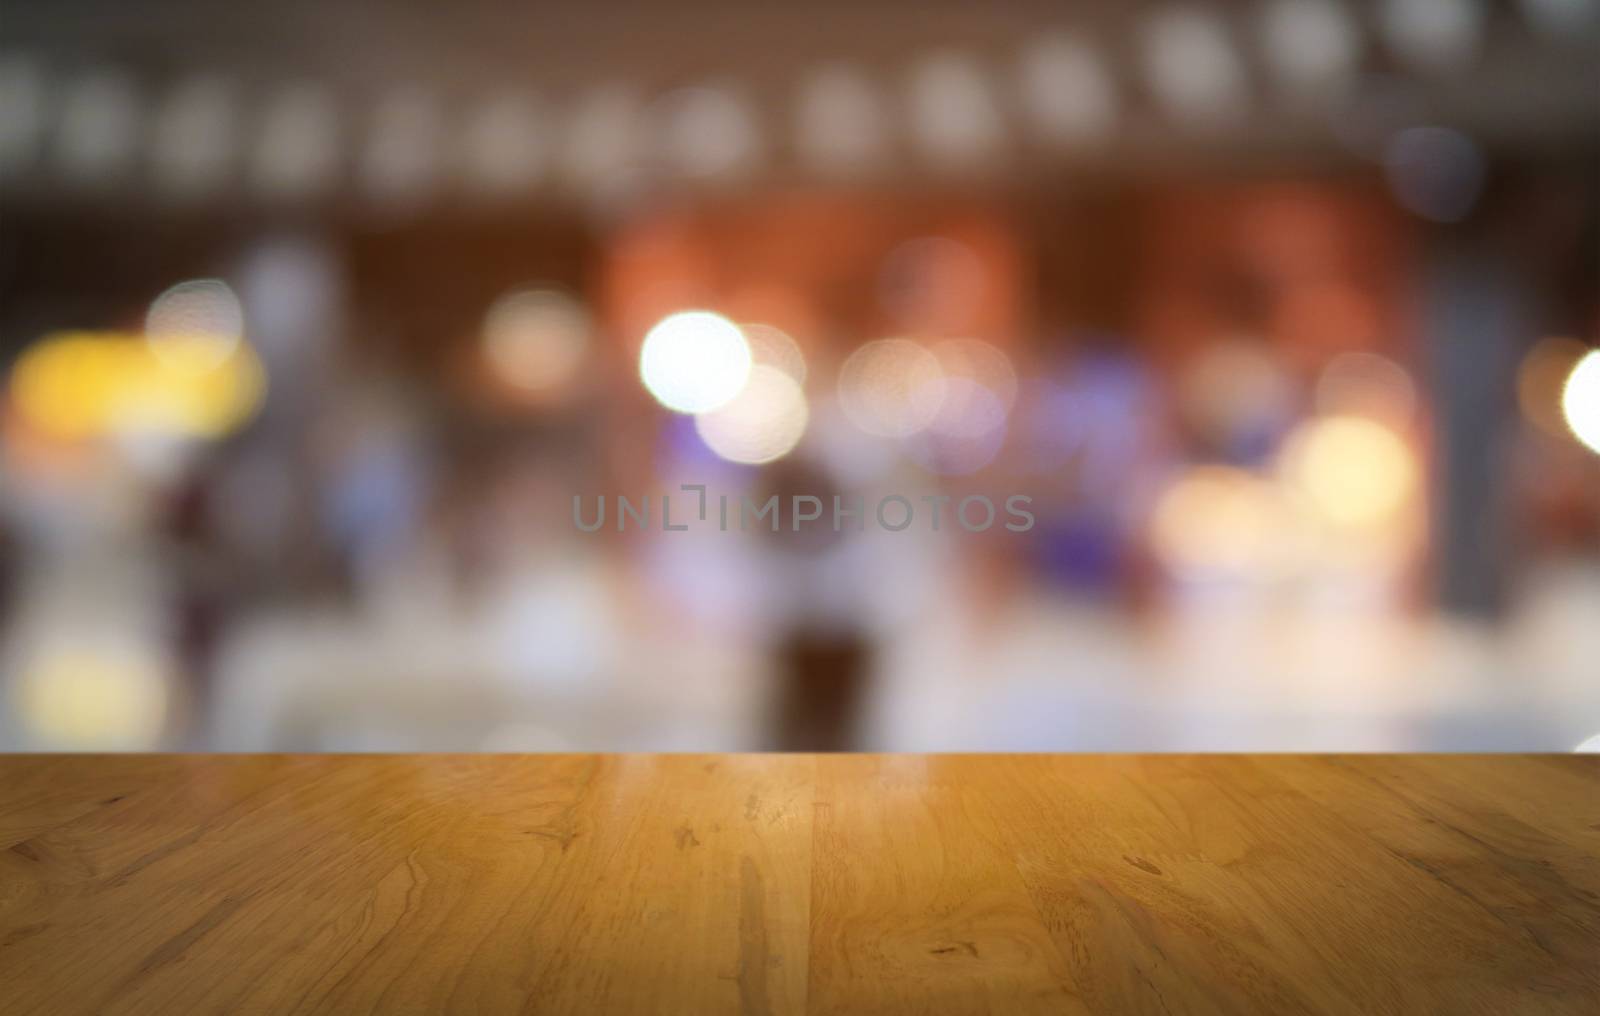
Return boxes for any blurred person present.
[312,378,431,601]
[162,447,233,723]
[754,455,873,751]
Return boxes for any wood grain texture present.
[1,754,1596,1014]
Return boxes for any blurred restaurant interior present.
[0,0,1597,752]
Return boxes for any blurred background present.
[1,0,1597,752]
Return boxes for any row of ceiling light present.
[0,0,1592,210]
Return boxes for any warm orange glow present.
[482,288,591,396]
[1517,337,1588,440]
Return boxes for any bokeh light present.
[912,377,1008,475]
[361,87,442,207]
[1280,415,1418,528]
[1259,0,1360,92]
[561,84,642,190]
[933,338,1017,416]
[252,82,339,198]
[1561,349,1600,454]
[1315,351,1417,423]
[1379,0,1485,70]
[654,85,761,180]
[150,76,235,197]
[638,310,752,413]
[1016,355,1153,482]
[1150,466,1304,576]
[906,52,1004,170]
[0,5,1595,762]
[916,342,1013,473]
[1140,7,1245,123]
[55,70,140,184]
[461,93,548,195]
[1384,126,1485,223]
[837,338,945,438]
[741,323,807,384]
[925,372,1009,439]
[145,278,244,372]
[15,649,169,749]
[11,331,266,441]
[793,62,889,175]
[1016,33,1115,145]
[0,57,46,176]
[1516,336,1588,439]
[482,287,591,395]
[694,365,809,465]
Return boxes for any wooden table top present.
[2,754,1596,1015]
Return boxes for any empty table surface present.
[2,754,1597,1014]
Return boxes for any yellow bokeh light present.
[9,330,266,441]
[1562,349,1600,455]
[1279,415,1417,528]
[1149,465,1303,575]
[16,649,169,749]
[694,365,809,465]
[638,311,751,414]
